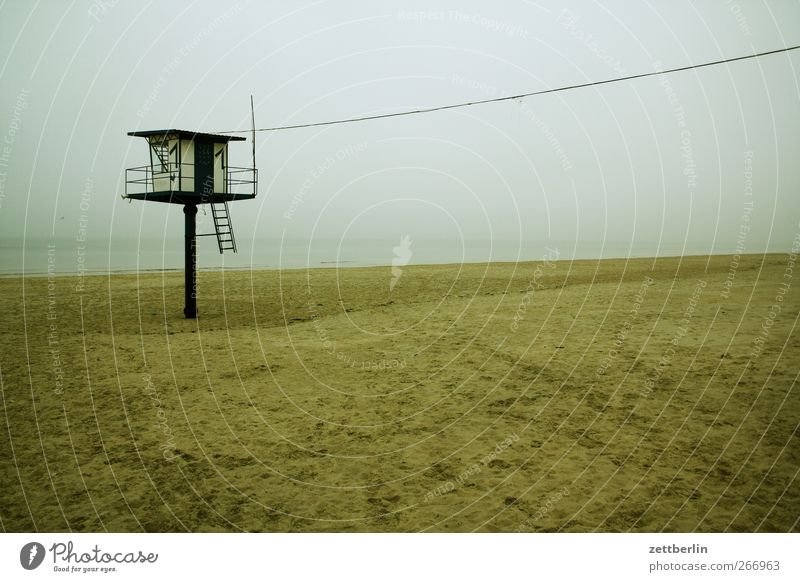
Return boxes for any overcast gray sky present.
[1,0,799,264]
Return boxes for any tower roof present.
[127,129,246,142]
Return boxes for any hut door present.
[195,140,214,200]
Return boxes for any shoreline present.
[0,251,781,279]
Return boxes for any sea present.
[0,235,744,276]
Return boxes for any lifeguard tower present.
[124,129,257,318]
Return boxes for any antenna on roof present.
[250,95,256,170]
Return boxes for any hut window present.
[150,139,170,173]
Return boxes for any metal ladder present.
[210,201,237,254]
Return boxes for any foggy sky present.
[1,0,799,263]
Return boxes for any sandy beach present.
[0,253,797,532]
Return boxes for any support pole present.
[184,204,197,319]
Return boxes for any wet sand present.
[0,253,797,532]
